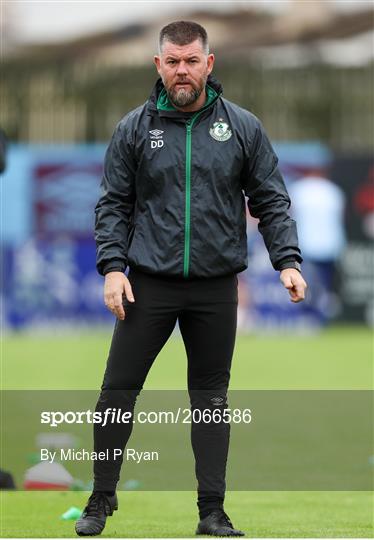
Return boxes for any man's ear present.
[206,53,215,75]
[154,55,161,73]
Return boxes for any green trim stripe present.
[183,112,201,277]
[184,122,192,278]
[181,87,221,278]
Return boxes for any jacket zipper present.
[184,112,202,278]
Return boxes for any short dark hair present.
[159,21,209,54]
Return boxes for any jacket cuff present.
[102,260,126,276]
[277,258,302,273]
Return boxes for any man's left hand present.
[280,268,307,303]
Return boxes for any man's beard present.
[165,76,206,108]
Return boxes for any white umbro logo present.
[149,129,164,138]
[149,129,164,149]
[211,397,224,406]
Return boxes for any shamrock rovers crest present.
[209,120,232,142]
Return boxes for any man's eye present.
[167,60,176,65]
[189,59,198,64]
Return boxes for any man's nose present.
[176,61,188,75]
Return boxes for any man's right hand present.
[104,272,135,320]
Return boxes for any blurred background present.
[1,0,373,332]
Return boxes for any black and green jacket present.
[95,75,302,278]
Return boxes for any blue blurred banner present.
[1,145,110,329]
[33,159,102,238]
[1,144,105,244]
[238,238,332,333]
[1,143,372,330]
[2,239,111,329]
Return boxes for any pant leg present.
[93,270,178,491]
[178,274,238,515]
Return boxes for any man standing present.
[76,21,307,538]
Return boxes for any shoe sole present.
[196,528,245,537]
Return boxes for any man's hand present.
[104,272,135,320]
[280,268,307,303]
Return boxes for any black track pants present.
[93,268,238,506]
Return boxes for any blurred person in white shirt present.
[289,168,346,320]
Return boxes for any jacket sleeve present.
[242,119,302,270]
[95,120,137,276]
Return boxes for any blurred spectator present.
[289,168,346,320]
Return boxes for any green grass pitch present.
[1,325,373,537]
[2,491,373,538]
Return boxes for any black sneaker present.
[75,491,118,536]
[196,509,245,537]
